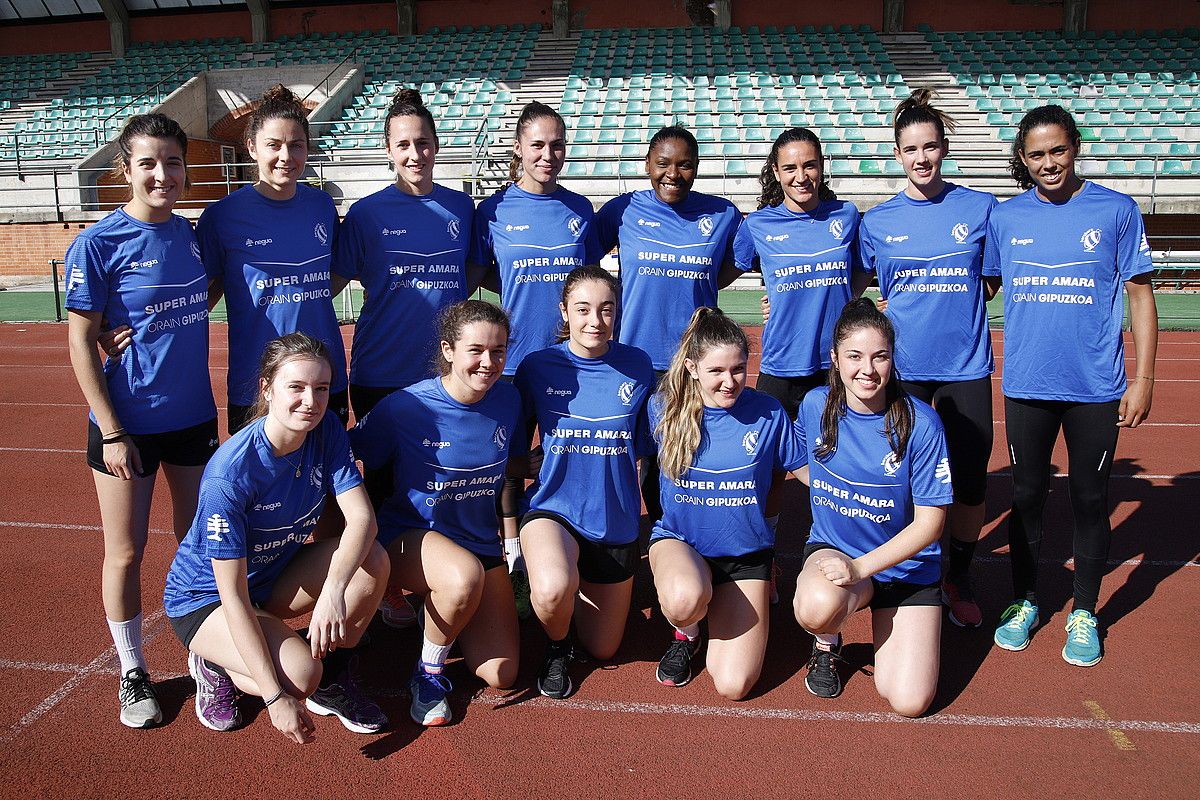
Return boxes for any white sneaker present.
[118,667,162,728]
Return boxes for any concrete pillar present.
[396,0,415,36]
[1064,0,1088,36]
[96,0,129,58]
[246,0,270,43]
[714,0,731,30]
[883,0,904,33]
[552,0,569,38]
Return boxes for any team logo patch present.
[1011,236,1034,246]
[1080,228,1102,253]
[885,234,909,244]
[765,233,789,242]
[617,381,635,406]
[505,223,530,232]
[829,219,844,239]
[447,218,461,240]
[951,223,969,244]
[205,513,229,543]
[697,216,715,237]
[246,238,254,247]
[314,222,329,246]
[881,452,901,477]
[190,242,202,262]
[310,464,323,490]
[742,430,759,456]
[494,425,509,450]
[935,457,952,484]
[567,217,583,237]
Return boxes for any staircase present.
[0,53,116,146]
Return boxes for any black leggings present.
[1003,396,1120,614]
[901,376,993,506]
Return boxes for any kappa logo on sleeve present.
[935,457,952,484]
[205,513,229,542]
[1139,233,1151,253]
[68,265,85,290]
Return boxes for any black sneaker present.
[537,641,574,699]
[804,639,844,699]
[656,634,701,687]
[305,660,388,734]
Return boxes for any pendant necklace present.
[279,440,305,478]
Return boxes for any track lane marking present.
[1084,700,1138,750]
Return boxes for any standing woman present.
[793,299,952,716]
[474,101,602,606]
[648,308,805,700]
[164,333,389,740]
[336,88,477,420]
[65,113,218,728]
[857,90,999,628]
[985,105,1157,667]
[515,266,655,699]
[351,301,525,727]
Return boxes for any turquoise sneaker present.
[993,600,1039,651]
[1062,609,1102,667]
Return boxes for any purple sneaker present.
[306,659,388,734]
[188,652,241,732]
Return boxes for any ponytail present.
[892,88,957,143]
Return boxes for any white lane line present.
[0,447,85,454]
[466,695,1200,734]
[987,471,1200,481]
[0,658,82,674]
[0,521,175,536]
[776,553,1199,568]
[0,609,167,746]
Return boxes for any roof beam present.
[95,0,129,58]
[247,0,269,43]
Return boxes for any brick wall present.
[0,221,87,282]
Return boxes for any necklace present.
[278,440,305,478]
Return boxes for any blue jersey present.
[516,342,655,545]
[473,184,602,375]
[196,184,348,405]
[733,200,865,377]
[163,412,362,617]
[350,377,526,557]
[596,190,742,369]
[650,389,804,558]
[858,184,996,381]
[64,208,215,434]
[983,182,1153,402]
[796,387,952,585]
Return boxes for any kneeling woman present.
[648,308,805,700]
[792,299,952,717]
[164,333,389,742]
[351,300,525,726]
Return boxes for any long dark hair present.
[556,265,619,343]
[893,88,957,142]
[816,298,913,462]
[509,101,566,182]
[246,83,309,144]
[252,332,332,420]
[1008,104,1081,191]
[757,127,836,210]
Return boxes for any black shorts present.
[756,371,827,420]
[704,547,774,585]
[87,417,218,477]
[802,542,940,610]
[899,376,993,506]
[168,600,222,649]
[228,389,350,436]
[477,552,507,572]
[521,510,639,584]
[349,383,402,423]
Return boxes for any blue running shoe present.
[1062,609,1102,667]
[994,600,1039,651]
[409,665,452,727]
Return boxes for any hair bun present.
[261,83,301,107]
[392,88,425,109]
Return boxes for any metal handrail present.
[300,46,359,105]
[100,54,211,130]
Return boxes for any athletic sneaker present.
[993,600,1040,651]
[188,652,240,732]
[408,665,453,727]
[804,638,844,699]
[1062,609,1103,667]
[118,667,162,729]
[380,593,417,629]
[510,569,533,621]
[537,641,574,699]
[656,632,701,687]
[941,574,983,628]
[306,661,389,733]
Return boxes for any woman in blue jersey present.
[985,105,1158,667]
[857,90,999,629]
[164,333,388,741]
[648,308,805,700]
[793,299,952,716]
[351,300,525,727]
[65,113,218,729]
[476,101,602,613]
[515,266,655,699]
[336,88,478,420]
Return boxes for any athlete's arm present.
[309,485,379,659]
[211,556,316,744]
[1119,274,1158,428]
[66,309,141,478]
[983,275,1001,301]
[820,504,946,586]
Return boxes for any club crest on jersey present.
[567,217,583,237]
[697,216,715,237]
[1080,228,1102,253]
[310,464,323,490]
[314,222,329,246]
[447,218,461,240]
[952,223,969,244]
[742,430,759,456]
[493,425,509,450]
[617,381,635,405]
[829,219,844,239]
[881,452,901,477]
[205,513,229,542]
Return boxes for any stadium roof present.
[0,0,252,21]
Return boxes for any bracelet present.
[1134,376,1155,382]
[101,433,129,445]
[263,688,286,707]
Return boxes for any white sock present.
[503,535,525,573]
[420,635,453,673]
[674,623,700,641]
[766,514,780,533]
[813,631,841,651]
[107,613,147,674]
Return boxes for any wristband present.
[263,688,286,707]
[1134,376,1155,382]
[101,432,129,445]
